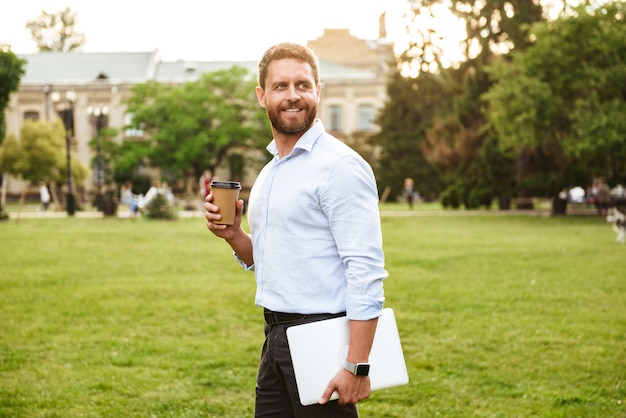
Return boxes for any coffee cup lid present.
[211,181,241,189]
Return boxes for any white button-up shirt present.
[242,121,387,321]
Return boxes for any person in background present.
[39,181,51,211]
[200,170,213,201]
[204,42,387,417]
[120,181,139,216]
[403,177,415,210]
[144,180,160,204]
[161,181,175,205]
[199,170,213,212]
[595,177,612,216]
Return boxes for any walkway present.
[7,207,601,219]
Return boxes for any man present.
[205,42,387,418]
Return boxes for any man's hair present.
[257,42,319,90]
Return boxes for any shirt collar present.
[266,119,325,158]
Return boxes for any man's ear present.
[255,86,266,108]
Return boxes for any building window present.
[328,105,343,131]
[24,111,40,121]
[357,104,375,131]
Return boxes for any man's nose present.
[286,85,300,100]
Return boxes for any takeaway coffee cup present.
[210,181,241,225]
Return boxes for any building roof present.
[18,51,161,85]
[17,50,376,86]
[154,60,259,83]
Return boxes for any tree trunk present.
[50,182,61,210]
[1,173,7,208]
[515,148,534,210]
[16,181,29,222]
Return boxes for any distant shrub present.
[0,204,8,221]
[440,185,461,209]
[144,193,176,220]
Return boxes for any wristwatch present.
[344,360,370,376]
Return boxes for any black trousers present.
[254,313,358,418]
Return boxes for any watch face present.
[355,363,370,376]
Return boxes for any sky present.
[1,0,411,62]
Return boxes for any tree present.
[0,133,22,216]
[3,120,89,214]
[8,120,65,213]
[483,1,626,189]
[124,66,271,188]
[108,138,153,193]
[26,7,85,52]
[0,46,26,143]
[371,70,445,201]
[0,46,26,217]
[375,0,546,208]
[0,134,22,176]
[16,120,66,183]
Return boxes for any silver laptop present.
[286,308,409,406]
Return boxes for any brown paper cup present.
[211,181,241,225]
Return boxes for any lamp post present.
[51,90,77,216]
[87,105,109,211]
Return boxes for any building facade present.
[3,28,394,197]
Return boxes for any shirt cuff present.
[233,252,255,271]
[346,295,384,320]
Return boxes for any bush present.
[440,185,462,209]
[441,182,495,210]
[464,187,494,209]
[0,204,8,221]
[144,193,176,220]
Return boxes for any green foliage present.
[465,185,494,209]
[440,184,462,209]
[482,61,557,152]
[439,180,494,210]
[124,66,271,183]
[382,0,626,203]
[484,1,626,184]
[372,71,445,200]
[15,120,66,183]
[379,0,548,203]
[16,119,89,189]
[0,46,26,142]
[108,139,152,185]
[25,7,84,52]
[1,214,624,416]
[144,193,176,220]
[0,134,22,174]
[0,120,89,191]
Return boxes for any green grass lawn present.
[1,213,624,417]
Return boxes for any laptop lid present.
[286,307,409,406]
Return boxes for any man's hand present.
[204,194,244,240]
[318,368,371,406]
[204,195,254,266]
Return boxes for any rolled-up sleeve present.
[321,155,387,320]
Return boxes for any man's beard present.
[266,103,317,136]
